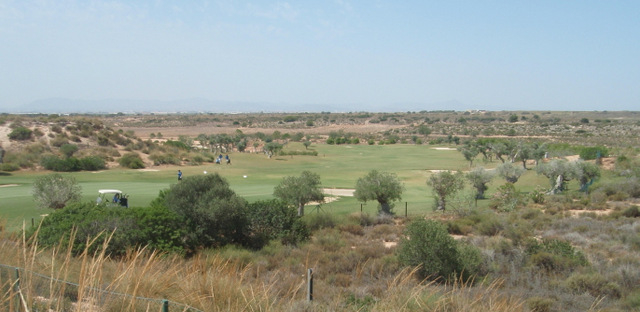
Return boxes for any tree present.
[458,145,479,168]
[573,160,601,191]
[273,171,324,216]
[264,142,283,158]
[427,170,464,211]
[535,159,575,194]
[466,167,494,199]
[32,173,82,209]
[514,142,533,169]
[303,141,311,150]
[162,173,250,249]
[496,162,525,184]
[354,170,404,215]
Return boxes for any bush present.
[160,173,250,250]
[163,140,191,150]
[8,126,32,140]
[579,146,609,160]
[490,183,527,212]
[40,155,82,172]
[622,206,640,218]
[32,173,82,209]
[149,152,181,165]
[0,163,20,171]
[27,202,187,257]
[246,199,309,248]
[304,213,337,232]
[59,143,79,158]
[565,272,622,299]
[79,156,106,171]
[526,238,588,272]
[527,297,554,312]
[119,152,145,169]
[397,219,463,282]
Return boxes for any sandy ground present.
[0,125,12,149]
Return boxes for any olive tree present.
[466,167,494,199]
[354,170,404,215]
[273,170,324,216]
[32,173,82,209]
[496,162,525,184]
[427,170,464,211]
[573,160,601,191]
[536,159,576,194]
[458,145,479,168]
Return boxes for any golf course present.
[1,142,538,232]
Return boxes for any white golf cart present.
[96,189,129,207]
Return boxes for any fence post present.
[360,203,363,213]
[162,299,169,312]
[14,268,20,312]
[405,202,408,218]
[306,268,313,301]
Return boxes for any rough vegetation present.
[2,111,640,311]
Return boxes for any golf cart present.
[97,189,129,207]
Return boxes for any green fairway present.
[0,143,545,232]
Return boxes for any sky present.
[1,0,639,112]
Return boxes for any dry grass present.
[0,222,530,312]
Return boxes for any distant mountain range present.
[4,98,478,114]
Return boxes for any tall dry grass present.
[0,223,528,312]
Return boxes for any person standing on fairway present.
[178,170,183,181]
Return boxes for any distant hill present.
[8,98,476,114]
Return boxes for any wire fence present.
[0,263,203,312]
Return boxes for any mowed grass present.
[0,143,535,232]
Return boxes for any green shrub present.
[476,215,504,236]
[27,202,187,257]
[565,272,622,299]
[59,143,78,158]
[622,206,640,218]
[526,238,588,272]
[0,163,20,171]
[527,297,554,312]
[31,173,82,209]
[347,212,375,227]
[529,187,546,204]
[246,199,309,248]
[50,135,69,147]
[456,242,486,281]
[149,152,181,165]
[160,173,250,250]
[397,219,462,282]
[579,146,608,160]
[40,155,82,172]
[304,213,337,232]
[79,156,106,171]
[119,152,145,169]
[8,126,32,140]
[490,183,527,212]
[163,140,191,150]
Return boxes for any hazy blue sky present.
[1,0,639,111]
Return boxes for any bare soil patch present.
[322,188,355,196]
[0,184,19,188]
